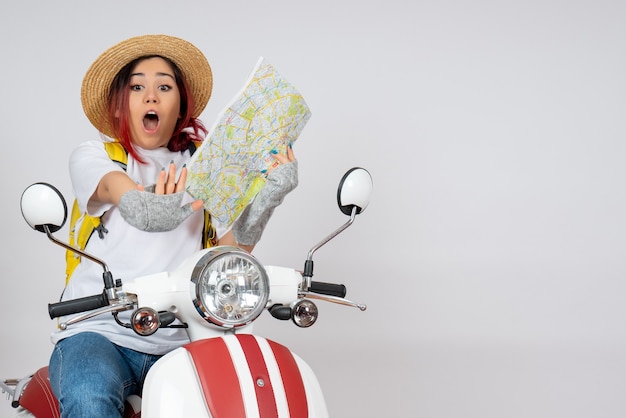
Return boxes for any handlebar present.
[48,291,109,319]
[309,281,346,298]
[47,280,351,322]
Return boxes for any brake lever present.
[59,301,136,330]
[299,291,367,311]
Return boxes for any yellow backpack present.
[65,141,217,284]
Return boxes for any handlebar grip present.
[48,291,108,319]
[310,281,346,298]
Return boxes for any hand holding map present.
[185,57,312,227]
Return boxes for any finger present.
[286,145,296,162]
[165,162,177,194]
[191,199,204,211]
[176,165,189,193]
[155,169,166,194]
[272,153,289,164]
[267,158,281,173]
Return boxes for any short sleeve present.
[69,140,125,216]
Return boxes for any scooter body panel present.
[141,334,329,418]
[140,347,211,418]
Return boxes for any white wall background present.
[2,1,626,417]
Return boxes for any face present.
[127,57,181,149]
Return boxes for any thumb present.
[191,199,204,211]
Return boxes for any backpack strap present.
[103,141,128,170]
[65,200,101,283]
[203,210,218,248]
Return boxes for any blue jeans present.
[48,332,162,418]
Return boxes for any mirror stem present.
[44,225,110,273]
[303,206,357,288]
[44,225,117,296]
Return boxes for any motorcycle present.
[2,167,372,418]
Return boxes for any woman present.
[49,34,297,417]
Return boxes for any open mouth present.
[143,111,159,131]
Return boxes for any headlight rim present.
[190,246,269,329]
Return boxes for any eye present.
[159,84,173,92]
[130,84,143,92]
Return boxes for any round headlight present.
[190,246,269,328]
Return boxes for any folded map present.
[185,57,312,228]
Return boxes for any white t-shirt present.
[51,140,223,355]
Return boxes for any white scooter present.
[1,168,372,418]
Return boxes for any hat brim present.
[81,34,212,138]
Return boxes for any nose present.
[144,88,158,104]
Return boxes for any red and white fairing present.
[121,257,329,417]
[141,334,328,418]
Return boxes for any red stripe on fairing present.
[268,339,309,417]
[237,334,279,417]
[185,339,246,418]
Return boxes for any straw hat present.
[81,34,213,138]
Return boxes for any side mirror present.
[21,183,111,277]
[337,167,373,216]
[20,183,68,233]
[302,167,373,285]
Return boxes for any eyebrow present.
[130,72,175,80]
